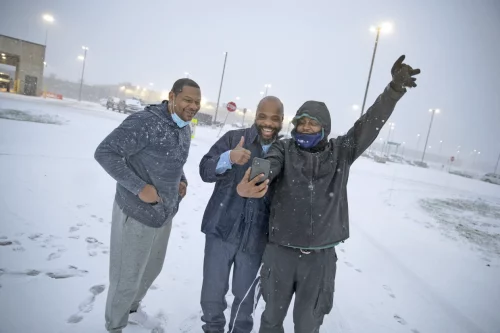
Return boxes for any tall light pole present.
[401,142,406,157]
[416,133,421,152]
[385,122,395,155]
[42,14,54,46]
[494,151,500,174]
[439,140,444,156]
[264,84,271,97]
[78,46,89,102]
[214,52,228,124]
[359,22,393,118]
[421,108,440,163]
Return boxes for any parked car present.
[413,161,429,168]
[0,72,11,92]
[99,98,107,107]
[481,173,500,185]
[106,97,120,111]
[118,98,143,114]
[449,170,473,179]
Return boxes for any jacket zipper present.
[310,156,315,238]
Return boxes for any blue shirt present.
[215,143,272,174]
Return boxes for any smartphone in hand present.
[249,157,271,184]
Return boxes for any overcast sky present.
[1,0,500,166]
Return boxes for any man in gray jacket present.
[95,78,201,333]
[237,55,420,332]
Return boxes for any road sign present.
[227,101,237,112]
[451,156,455,162]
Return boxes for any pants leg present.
[130,216,173,311]
[259,244,296,333]
[293,248,337,333]
[201,235,238,333]
[104,202,160,332]
[228,249,263,333]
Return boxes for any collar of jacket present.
[248,124,260,144]
[146,101,177,128]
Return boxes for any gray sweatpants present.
[105,201,173,332]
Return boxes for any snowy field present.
[0,92,499,333]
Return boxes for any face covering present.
[293,131,323,149]
[172,112,191,128]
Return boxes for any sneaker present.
[128,305,162,329]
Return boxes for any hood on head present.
[292,101,331,138]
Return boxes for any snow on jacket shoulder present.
[95,102,190,227]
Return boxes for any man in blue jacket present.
[95,78,201,333]
[199,96,284,333]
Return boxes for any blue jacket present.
[199,125,270,255]
[95,102,189,227]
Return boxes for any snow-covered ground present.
[0,92,499,333]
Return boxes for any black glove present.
[391,55,421,92]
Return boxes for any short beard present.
[257,124,282,145]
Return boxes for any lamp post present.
[42,14,54,46]
[421,108,440,163]
[214,52,228,124]
[494,151,500,174]
[264,84,271,97]
[385,122,395,155]
[359,22,393,118]
[78,46,89,102]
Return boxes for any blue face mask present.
[172,112,191,128]
[293,131,323,148]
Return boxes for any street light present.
[385,122,395,155]
[359,22,393,118]
[352,104,360,111]
[236,96,240,101]
[185,72,190,78]
[264,84,272,97]
[421,108,440,163]
[78,46,89,102]
[42,14,54,46]
[214,52,228,124]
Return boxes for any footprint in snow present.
[85,237,108,257]
[383,285,396,299]
[393,314,407,325]
[67,314,84,324]
[28,233,43,241]
[0,235,8,240]
[69,235,80,240]
[46,266,88,279]
[76,204,87,209]
[0,241,13,246]
[77,222,85,227]
[47,252,62,261]
[181,231,189,240]
[339,248,345,253]
[179,312,201,333]
[343,261,362,273]
[411,330,421,333]
[149,284,159,290]
[69,226,79,233]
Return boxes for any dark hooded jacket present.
[266,84,405,248]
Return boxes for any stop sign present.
[451,156,455,162]
[227,101,237,112]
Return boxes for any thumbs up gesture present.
[230,136,251,165]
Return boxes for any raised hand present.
[236,168,269,198]
[391,55,421,91]
[230,136,251,166]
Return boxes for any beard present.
[256,123,282,145]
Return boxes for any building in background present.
[0,34,45,96]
